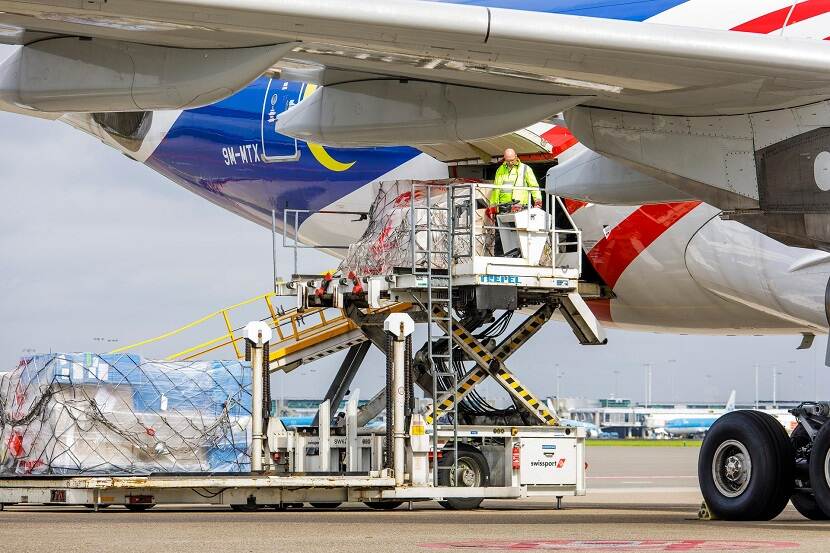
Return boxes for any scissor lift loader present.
[0,180,606,512]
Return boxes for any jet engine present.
[275,79,583,147]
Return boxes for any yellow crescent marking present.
[301,83,356,172]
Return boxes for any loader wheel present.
[438,443,489,510]
[698,410,793,520]
[364,501,403,510]
[808,422,830,518]
[230,503,259,511]
[125,504,154,512]
[310,502,342,509]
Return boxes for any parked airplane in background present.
[3,0,830,524]
[546,400,604,438]
[647,392,738,438]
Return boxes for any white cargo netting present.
[339,179,489,276]
[339,179,559,276]
[0,353,252,475]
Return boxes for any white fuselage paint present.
[570,202,829,334]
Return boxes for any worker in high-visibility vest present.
[485,149,542,219]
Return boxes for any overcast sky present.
[0,48,826,406]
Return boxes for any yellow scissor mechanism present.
[425,304,560,426]
[113,292,410,373]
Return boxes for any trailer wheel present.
[698,410,793,520]
[808,421,830,518]
[310,502,342,509]
[230,503,259,511]
[364,501,403,510]
[124,504,154,512]
[438,443,490,510]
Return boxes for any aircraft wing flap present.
[2,0,830,115]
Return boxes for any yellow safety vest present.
[490,162,540,205]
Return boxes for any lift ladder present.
[411,182,460,485]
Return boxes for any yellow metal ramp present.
[112,292,408,372]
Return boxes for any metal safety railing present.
[111,292,356,366]
[399,179,582,275]
[475,181,582,273]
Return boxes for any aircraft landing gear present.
[698,410,794,520]
[799,404,830,520]
[790,423,830,520]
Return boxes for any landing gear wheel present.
[790,424,830,520]
[438,443,490,510]
[124,504,154,512]
[309,502,342,509]
[698,410,793,520]
[808,421,830,518]
[364,501,403,510]
[792,491,829,520]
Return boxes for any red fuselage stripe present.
[732,0,830,33]
[586,201,701,289]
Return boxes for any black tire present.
[792,491,829,520]
[809,421,830,518]
[790,424,830,520]
[364,501,403,510]
[229,503,259,512]
[124,504,154,512]
[437,443,490,510]
[309,502,342,509]
[698,410,793,520]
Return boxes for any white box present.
[519,437,578,486]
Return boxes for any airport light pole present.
[667,359,677,402]
[644,363,653,407]
[92,337,119,352]
[815,345,820,402]
[754,363,759,409]
[271,209,278,293]
[772,366,782,409]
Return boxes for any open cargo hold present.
[0,353,252,475]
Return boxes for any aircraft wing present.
[1,0,830,117]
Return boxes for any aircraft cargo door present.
[260,79,303,162]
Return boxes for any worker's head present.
[503,148,519,167]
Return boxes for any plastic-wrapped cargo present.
[339,179,489,276]
[0,353,252,475]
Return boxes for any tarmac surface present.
[0,445,825,553]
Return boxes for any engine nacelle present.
[275,79,583,147]
[547,144,693,205]
[0,37,295,112]
[686,217,830,331]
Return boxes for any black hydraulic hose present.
[404,334,413,417]
[385,333,394,470]
[262,341,271,428]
